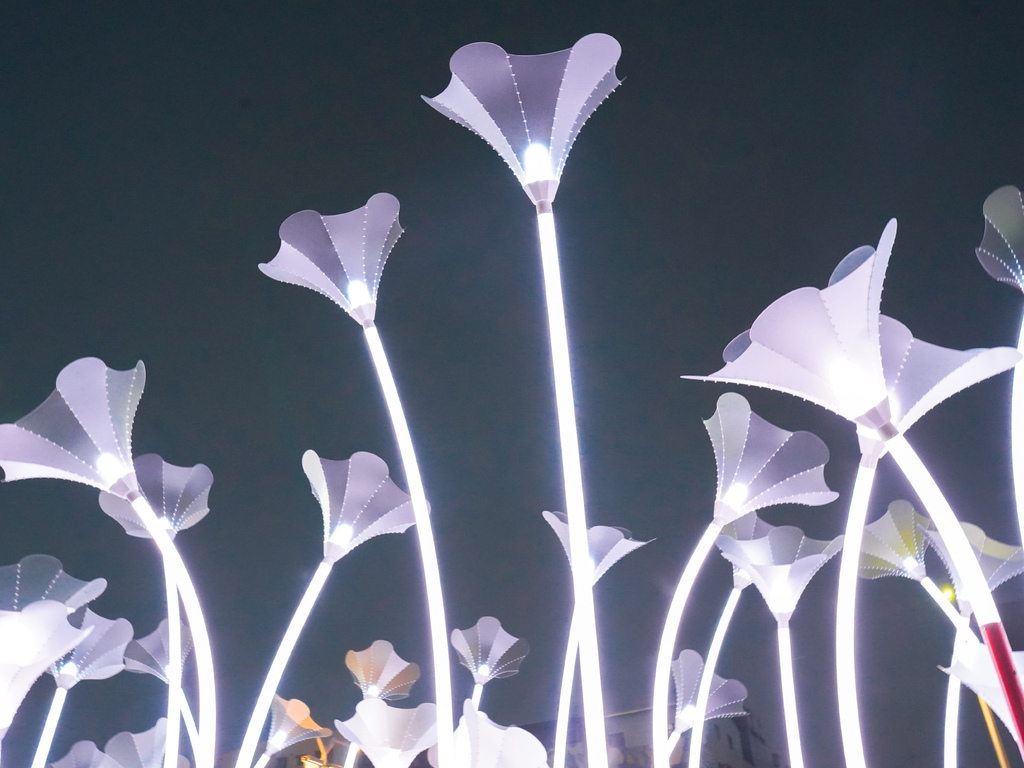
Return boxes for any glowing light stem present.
[553,610,580,768]
[667,730,682,756]
[1012,312,1024,548]
[29,686,67,768]
[943,625,967,768]
[163,563,183,768]
[687,586,743,768]
[652,522,722,768]
[362,324,455,768]
[253,755,270,768]
[343,744,360,768]
[234,560,332,768]
[980,694,1012,768]
[835,454,878,768]
[471,683,483,709]
[921,577,968,629]
[777,621,805,768]
[535,208,607,768]
[887,433,1024,745]
[182,698,199,756]
[130,495,217,768]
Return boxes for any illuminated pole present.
[29,687,67,768]
[163,565,183,768]
[776,621,805,768]
[552,612,579,768]
[343,744,359,768]
[979,695,1012,768]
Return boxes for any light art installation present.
[233,450,416,768]
[99,454,213,768]
[716,526,844,768]
[259,194,455,768]
[690,219,1024,765]
[0,555,106,614]
[345,640,420,700]
[334,698,437,768]
[667,649,747,758]
[0,358,218,768]
[252,696,331,768]
[651,392,838,768]
[450,617,529,710]
[31,609,134,768]
[426,35,622,768]
[446,699,549,768]
[541,511,650,768]
[51,719,189,768]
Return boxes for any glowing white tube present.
[553,611,580,768]
[363,325,455,768]
[163,564,183,768]
[252,754,270,768]
[777,623,805,768]
[471,683,483,709]
[130,495,217,768]
[943,631,964,768]
[535,209,607,768]
[182,697,199,756]
[234,560,332,768]
[343,743,359,768]
[835,459,877,768]
[652,522,722,768]
[687,587,743,768]
[921,576,968,629]
[1012,314,1024,547]
[666,729,682,757]
[29,686,67,768]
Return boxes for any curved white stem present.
[252,754,270,768]
[363,325,455,768]
[343,743,360,768]
[553,611,580,768]
[943,630,964,768]
[471,683,483,709]
[29,686,67,768]
[234,560,332,768]
[164,564,183,768]
[535,209,607,768]
[688,587,743,768]
[182,697,199,757]
[835,458,878,768]
[652,522,722,768]
[1011,312,1024,547]
[667,729,682,758]
[130,496,217,768]
[921,577,968,629]
[777,623,804,768]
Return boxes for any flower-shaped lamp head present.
[102,719,188,768]
[50,741,124,768]
[345,639,420,700]
[859,500,932,581]
[541,510,651,583]
[301,450,416,564]
[716,526,843,624]
[424,34,622,206]
[690,221,1021,435]
[51,608,133,689]
[334,698,437,768]
[263,696,331,757]
[720,514,777,589]
[924,522,1024,604]
[123,619,193,684]
[259,193,402,327]
[0,358,145,496]
[704,393,838,525]
[0,600,90,738]
[450,616,529,686]
[976,185,1024,293]
[669,650,748,733]
[0,554,106,613]
[98,454,213,539]
[448,699,549,768]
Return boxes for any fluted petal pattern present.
[669,650,747,732]
[345,639,420,700]
[264,696,331,756]
[334,699,437,768]
[0,555,106,613]
[99,454,213,538]
[123,619,193,683]
[451,617,529,686]
[103,719,188,768]
[51,608,133,689]
[976,185,1024,291]
[924,523,1024,595]
[541,511,651,583]
[49,741,123,768]
[452,699,548,768]
[859,500,932,580]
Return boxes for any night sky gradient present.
[3,3,1024,767]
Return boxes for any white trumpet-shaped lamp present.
[0,555,107,614]
[448,699,549,768]
[51,719,189,768]
[668,649,747,760]
[253,696,331,768]
[346,639,420,701]
[451,617,529,710]
[334,698,437,768]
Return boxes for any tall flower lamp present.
[124,620,199,753]
[0,358,218,768]
[0,555,107,614]
[30,608,133,768]
[51,719,189,768]
[688,219,1024,764]
[99,453,213,768]
[443,699,549,768]
[450,617,529,710]
[425,35,622,768]
[343,639,421,768]
[334,698,437,768]
[0,600,90,764]
[541,510,651,768]
[975,185,1024,547]
[667,649,747,759]
[651,392,838,768]
[259,194,455,768]
[924,519,1024,763]
[253,696,331,768]
[685,514,774,768]
[716,527,843,768]
[234,450,416,768]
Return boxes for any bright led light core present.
[478,663,490,677]
[347,280,373,309]
[330,523,353,546]
[944,587,955,602]
[901,556,918,572]
[828,359,880,415]
[722,483,748,509]
[523,143,554,183]
[366,684,380,698]
[59,660,78,677]
[96,453,127,483]
[681,704,695,723]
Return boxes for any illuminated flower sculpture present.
[448,699,548,768]
[668,649,747,758]
[235,450,416,768]
[716,526,844,768]
[975,185,1024,547]
[689,219,1024,764]
[253,696,331,768]
[0,555,106,613]
[0,358,217,768]
[541,510,650,768]
[259,194,455,768]
[652,392,837,768]
[426,35,622,768]
[451,617,529,709]
[334,698,437,768]
[51,719,188,768]
[31,609,134,768]
[346,639,420,701]
[99,453,213,768]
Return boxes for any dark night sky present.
[3,2,1024,767]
